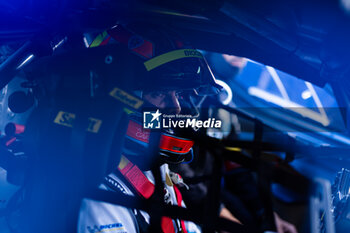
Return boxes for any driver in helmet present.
[78,23,221,233]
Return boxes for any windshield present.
[211,54,345,134]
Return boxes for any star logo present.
[143,109,162,129]
[150,109,161,122]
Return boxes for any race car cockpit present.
[1,1,350,233]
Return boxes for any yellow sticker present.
[109,87,143,109]
[225,147,242,152]
[54,111,102,133]
[144,49,203,71]
[118,155,130,170]
[54,111,76,128]
[87,117,103,133]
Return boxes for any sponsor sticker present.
[87,117,103,133]
[54,111,75,128]
[53,111,102,133]
[87,222,126,233]
[143,49,203,71]
[109,87,143,109]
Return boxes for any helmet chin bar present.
[122,116,195,168]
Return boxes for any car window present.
[231,59,344,131]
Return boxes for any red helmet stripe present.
[107,25,154,59]
[99,35,111,46]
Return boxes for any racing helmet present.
[87,23,221,167]
[88,23,222,96]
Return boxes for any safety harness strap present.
[118,155,155,199]
[118,119,194,232]
[161,217,176,233]
[173,185,188,233]
[118,155,190,233]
